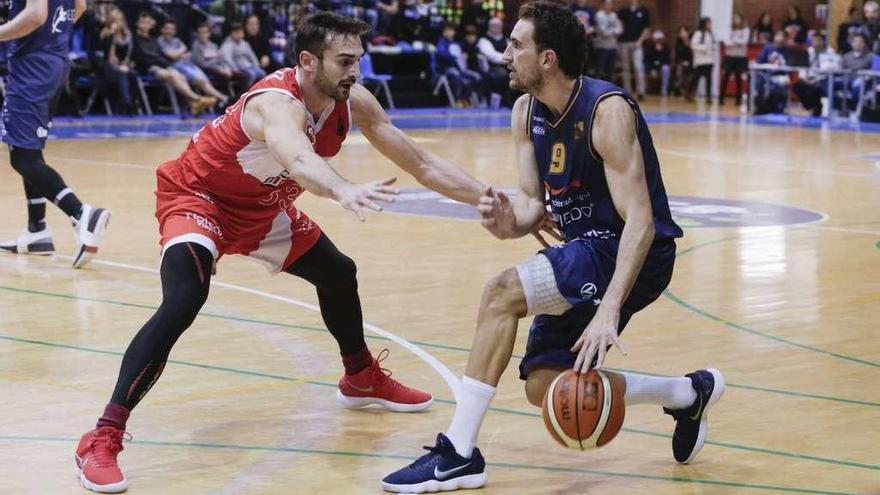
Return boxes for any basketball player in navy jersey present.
[383,1,725,492]
[0,0,110,268]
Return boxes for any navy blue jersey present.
[527,76,682,244]
[8,0,75,60]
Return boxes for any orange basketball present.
[542,369,625,450]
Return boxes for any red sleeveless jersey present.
[170,66,350,212]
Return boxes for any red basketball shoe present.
[337,349,433,412]
[75,426,128,493]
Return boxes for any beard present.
[509,68,545,94]
[315,63,355,101]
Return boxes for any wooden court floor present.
[0,103,878,494]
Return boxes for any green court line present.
[2,284,878,410]
[0,435,864,495]
[662,236,879,368]
[3,333,879,473]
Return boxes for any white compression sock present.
[620,372,697,410]
[445,376,496,458]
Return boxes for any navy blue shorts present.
[1,54,67,150]
[518,237,676,379]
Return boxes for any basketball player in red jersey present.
[73,13,488,493]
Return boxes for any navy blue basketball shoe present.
[664,368,726,464]
[382,433,487,493]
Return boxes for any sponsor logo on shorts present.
[580,283,596,300]
[36,127,49,139]
[184,212,223,238]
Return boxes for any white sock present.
[620,372,697,410]
[445,376,496,458]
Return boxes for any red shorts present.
[155,160,322,273]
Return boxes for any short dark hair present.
[294,12,369,65]
[162,19,176,27]
[518,0,586,78]
[229,22,243,33]
[196,22,209,31]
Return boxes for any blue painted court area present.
[45,108,880,140]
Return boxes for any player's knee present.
[159,284,208,327]
[481,268,527,317]
[9,147,44,175]
[524,379,547,407]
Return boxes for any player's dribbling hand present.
[531,211,563,248]
[336,177,399,222]
[477,186,517,239]
[571,306,629,373]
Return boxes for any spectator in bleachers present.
[752,11,773,45]
[672,25,692,97]
[97,8,139,115]
[132,12,217,115]
[860,1,880,53]
[192,23,246,99]
[392,0,430,44]
[644,30,670,96]
[376,0,399,35]
[843,33,874,71]
[460,0,490,36]
[593,0,622,83]
[270,2,292,34]
[617,0,649,101]
[719,12,749,106]
[478,17,510,104]
[244,14,273,71]
[782,6,808,44]
[840,33,874,112]
[221,22,266,88]
[688,17,715,103]
[158,19,229,106]
[753,31,790,115]
[461,24,482,71]
[838,7,862,54]
[436,22,483,107]
[570,0,595,30]
[571,0,596,77]
[793,33,841,117]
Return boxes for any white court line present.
[54,255,462,398]
[43,155,157,171]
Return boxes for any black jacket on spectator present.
[645,43,670,70]
[460,4,490,36]
[246,33,270,63]
[860,21,880,53]
[783,19,808,44]
[617,6,649,43]
[674,38,692,65]
[133,34,171,73]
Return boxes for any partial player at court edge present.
[0,0,111,267]
[383,2,725,492]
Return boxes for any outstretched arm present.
[477,95,547,240]
[572,95,654,371]
[350,84,485,205]
[0,0,47,41]
[243,91,398,221]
